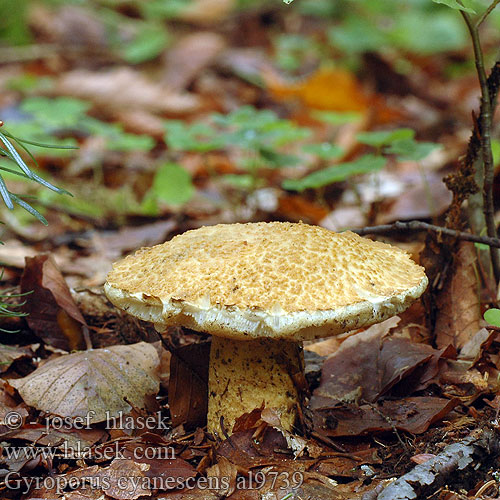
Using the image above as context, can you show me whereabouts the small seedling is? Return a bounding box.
[484,309,500,328]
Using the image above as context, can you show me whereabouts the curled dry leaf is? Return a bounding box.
[21,254,87,351]
[10,342,159,423]
[0,344,33,373]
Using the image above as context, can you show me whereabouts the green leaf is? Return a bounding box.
[282,154,386,191]
[302,143,344,160]
[222,174,255,189]
[164,121,222,152]
[152,163,194,206]
[312,110,362,125]
[357,128,415,148]
[432,0,476,13]
[122,24,170,64]
[259,148,301,167]
[484,308,500,327]
[21,97,91,129]
[386,139,442,161]
[389,11,467,54]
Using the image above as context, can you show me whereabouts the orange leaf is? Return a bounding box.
[266,67,368,113]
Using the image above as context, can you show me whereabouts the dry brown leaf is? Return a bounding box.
[168,341,209,429]
[10,342,159,422]
[434,242,481,349]
[162,32,226,90]
[313,397,458,437]
[21,254,87,351]
[55,68,200,115]
[377,174,452,224]
[0,344,33,373]
[206,456,238,497]
[0,239,39,268]
[100,459,151,500]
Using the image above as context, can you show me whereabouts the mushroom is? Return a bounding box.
[104,222,428,435]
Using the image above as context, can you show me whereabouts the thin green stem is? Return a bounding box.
[478,0,500,27]
[461,11,500,283]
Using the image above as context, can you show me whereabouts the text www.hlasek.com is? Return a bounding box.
[2,440,174,462]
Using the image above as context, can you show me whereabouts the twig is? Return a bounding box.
[461,10,500,283]
[362,428,500,500]
[352,221,500,249]
[477,0,500,27]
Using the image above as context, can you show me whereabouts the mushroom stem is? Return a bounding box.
[208,336,304,436]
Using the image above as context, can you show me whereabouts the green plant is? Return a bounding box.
[164,106,311,190]
[0,128,71,224]
[283,127,440,192]
[0,123,71,327]
[484,308,500,326]
[7,97,155,155]
[142,163,195,210]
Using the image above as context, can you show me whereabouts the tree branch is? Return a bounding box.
[461,11,500,283]
[352,221,500,249]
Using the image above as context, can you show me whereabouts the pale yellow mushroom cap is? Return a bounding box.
[104,222,428,341]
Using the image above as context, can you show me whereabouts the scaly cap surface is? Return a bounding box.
[104,222,428,340]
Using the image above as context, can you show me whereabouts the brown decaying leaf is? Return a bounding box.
[162,32,226,90]
[10,342,159,422]
[434,242,481,349]
[4,426,105,451]
[312,396,458,437]
[311,316,445,407]
[206,456,238,497]
[457,327,495,365]
[0,344,33,373]
[21,254,87,351]
[168,341,210,429]
[55,68,200,115]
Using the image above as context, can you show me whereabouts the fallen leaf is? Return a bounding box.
[266,67,369,112]
[458,328,495,365]
[434,242,481,349]
[0,344,33,373]
[21,255,87,351]
[101,459,151,500]
[206,456,238,497]
[162,32,226,90]
[55,68,200,115]
[310,317,441,406]
[10,342,159,422]
[121,442,196,487]
[312,397,458,436]
[168,341,209,429]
